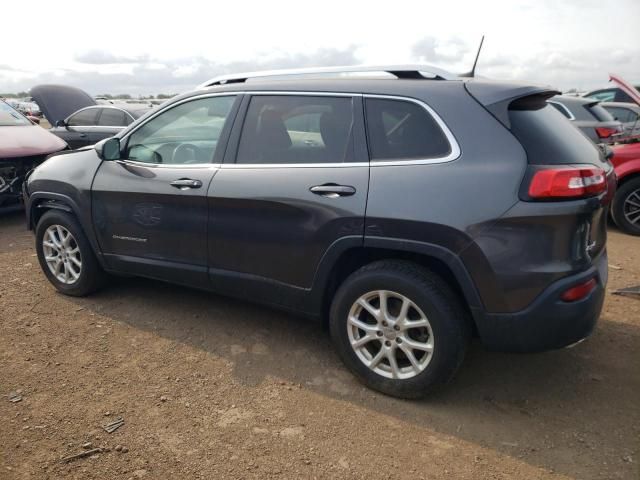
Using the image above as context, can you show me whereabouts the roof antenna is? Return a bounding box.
[460,35,484,78]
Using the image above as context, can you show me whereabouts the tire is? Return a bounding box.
[329,260,471,399]
[611,177,640,236]
[35,210,106,296]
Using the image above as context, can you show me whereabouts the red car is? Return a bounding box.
[0,100,67,210]
[610,142,640,235]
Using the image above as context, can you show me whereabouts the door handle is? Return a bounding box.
[170,178,202,189]
[309,184,356,198]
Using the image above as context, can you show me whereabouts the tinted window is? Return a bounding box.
[509,101,602,165]
[586,103,615,122]
[549,102,572,118]
[614,90,635,103]
[587,90,616,102]
[98,108,128,126]
[125,96,235,165]
[236,95,354,164]
[365,98,450,161]
[606,106,638,123]
[67,108,99,126]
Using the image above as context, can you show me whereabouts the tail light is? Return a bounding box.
[595,126,619,139]
[561,278,597,302]
[528,166,607,199]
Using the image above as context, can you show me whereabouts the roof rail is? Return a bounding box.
[196,64,457,88]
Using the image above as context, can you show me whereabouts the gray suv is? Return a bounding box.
[24,66,615,398]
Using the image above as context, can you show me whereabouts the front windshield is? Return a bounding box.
[0,101,30,126]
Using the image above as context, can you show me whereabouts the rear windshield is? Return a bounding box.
[0,101,30,126]
[509,98,601,165]
[586,103,615,122]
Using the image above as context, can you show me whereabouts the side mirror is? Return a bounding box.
[55,119,67,128]
[95,137,122,161]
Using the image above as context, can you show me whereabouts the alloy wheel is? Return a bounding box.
[347,290,434,380]
[42,225,82,285]
[623,188,640,226]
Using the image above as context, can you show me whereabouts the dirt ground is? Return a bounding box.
[1,210,638,480]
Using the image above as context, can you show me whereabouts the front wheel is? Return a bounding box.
[329,260,470,399]
[35,210,106,296]
[611,177,640,236]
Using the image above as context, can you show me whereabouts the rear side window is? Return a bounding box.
[587,90,616,102]
[509,98,601,165]
[365,98,450,161]
[98,108,127,126]
[67,108,98,126]
[236,95,354,164]
[586,103,615,122]
[614,90,635,103]
[606,107,638,123]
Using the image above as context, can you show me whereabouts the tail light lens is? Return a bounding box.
[560,278,597,302]
[528,167,607,199]
[595,126,618,139]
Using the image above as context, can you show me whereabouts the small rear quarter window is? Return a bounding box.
[364,98,451,161]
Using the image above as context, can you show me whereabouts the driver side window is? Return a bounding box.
[125,96,236,165]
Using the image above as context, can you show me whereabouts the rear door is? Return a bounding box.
[92,94,240,287]
[89,107,129,144]
[206,93,369,304]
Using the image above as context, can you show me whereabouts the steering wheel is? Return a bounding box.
[172,143,204,164]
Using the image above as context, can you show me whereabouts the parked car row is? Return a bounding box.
[546,75,640,235]
[548,95,623,144]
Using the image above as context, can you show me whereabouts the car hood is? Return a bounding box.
[609,74,640,107]
[0,125,67,158]
[29,84,96,125]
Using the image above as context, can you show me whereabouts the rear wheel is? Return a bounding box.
[329,260,470,398]
[611,177,640,236]
[35,210,106,296]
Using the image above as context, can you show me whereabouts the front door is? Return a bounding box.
[207,93,369,304]
[61,107,100,148]
[92,94,240,287]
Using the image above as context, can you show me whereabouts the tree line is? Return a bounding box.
[1,92,177,99]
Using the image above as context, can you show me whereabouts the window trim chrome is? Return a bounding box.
[547,100,576,121]
[363,94,461,167]
[116,91,461,169]
[114,159,221,169]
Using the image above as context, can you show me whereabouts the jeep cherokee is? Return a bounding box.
[24,65,615,398]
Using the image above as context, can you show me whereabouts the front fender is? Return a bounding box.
[25,148,104,265]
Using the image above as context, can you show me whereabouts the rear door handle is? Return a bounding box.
[170,178,202,189]
[309,184,356,197]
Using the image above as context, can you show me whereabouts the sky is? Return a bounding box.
[1,0,639,96]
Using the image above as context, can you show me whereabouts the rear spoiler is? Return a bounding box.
[464,81,560,128]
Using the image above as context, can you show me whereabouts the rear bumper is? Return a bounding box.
[474,251,607,353]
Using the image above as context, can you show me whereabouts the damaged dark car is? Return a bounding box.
[30,84,152,149]
[0,100,67,211]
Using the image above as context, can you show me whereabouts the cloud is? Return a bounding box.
[1,40,639,96]
[0,46,361,95]
[411,37,471,64]
[410,35,640,91]
[74,50,150,65]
